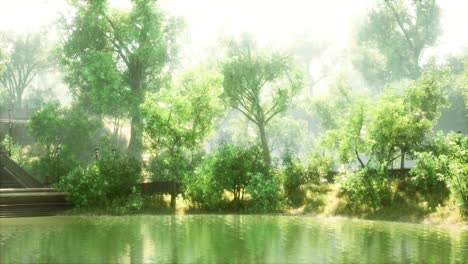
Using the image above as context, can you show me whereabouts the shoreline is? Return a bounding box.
[1,211,466,230]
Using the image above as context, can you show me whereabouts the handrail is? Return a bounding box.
[0,149,42,188]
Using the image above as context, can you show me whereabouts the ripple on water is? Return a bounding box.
[0,215,467,263]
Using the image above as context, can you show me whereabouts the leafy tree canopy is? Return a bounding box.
[142,69,223,181]
[221,34,303,168]
[353,0,441,89]
[0,32,49,108]
[322,65,448,170]
[59,0,182,157]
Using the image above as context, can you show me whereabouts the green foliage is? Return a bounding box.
[28,103,105,159]
[338,168,392,209]
[183,159,225,210]
[148,149,199,182]
[436,56,468,132]
[0,32,49,107]
[410,132,468,217]
[184,143,269,210]
[29,150,79,184]
[281,151,305,206]
[1,135,32,172]
[246,172,282,212]
[143,69,222,184]
[221,34,303,168]
[59,0,182,156]
[0,85,12,112]
[142,69,222,171]
[323,66,448,170]
[58,165,103,208]
[322,101,370,166]
[370,66,448,168]
[27,103,106,179]
[58,155,142,211]
[107,187,144,214]
[409,151,449,206]
[96,155,141,199]
[0,34,7,75]
[410,151,448,194]
[266,115,309,155]
[353,0,441,88]
[305,151,334,183]
[209,143,266,203]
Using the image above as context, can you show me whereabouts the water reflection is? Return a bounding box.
[0,215,467,263]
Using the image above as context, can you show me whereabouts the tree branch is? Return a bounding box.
[385,0,416,52]
[101,13,131,67]
[233,105,258,125]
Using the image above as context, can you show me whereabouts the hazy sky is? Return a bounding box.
[0,0,467,60]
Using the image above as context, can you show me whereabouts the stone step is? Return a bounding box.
[0,184,22,188]
[0,191,68,205]
[0,188,57,193]
[0,203,73,218]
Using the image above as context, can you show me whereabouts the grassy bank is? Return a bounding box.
[293,183,467,227]
[59,184,467,230]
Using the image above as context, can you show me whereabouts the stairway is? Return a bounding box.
[0,167,22,188]
[0,144,73,217]
[0,188,73,218]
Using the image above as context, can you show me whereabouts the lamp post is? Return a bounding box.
[8,109,12,157]
[95,147,100,162]
[57,145,62,183]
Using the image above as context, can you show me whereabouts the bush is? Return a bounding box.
[183,159,225,210]
[305,151,334,183]
[183,143,269,210]
[409,151,450,205]
[2,135,34,175]
[211,143,267,203]
[30,150,80,184]
[338,168,391,209]
[447,159,468,217]
[108,187,144,214]
[410,132,467,217]
[246,173,282,212]
[281,151,305,206]
[148,150,192,182]
[97,156,141,199]
[58,155,142,210]
[57,165,104,208]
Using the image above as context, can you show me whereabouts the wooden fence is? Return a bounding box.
[136,181,180,208]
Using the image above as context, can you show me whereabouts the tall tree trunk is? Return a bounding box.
[258,123,271,170]
[127,61,144,160]
[128,111,143,160]
[16,95,22,109]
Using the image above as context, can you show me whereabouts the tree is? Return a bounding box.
[141,69,223,180]
[353,0,441,89]
[59,0,181,158]
[292,37,329,96]
[411,132,468,217]
[183,143,268,209]
[0,34,8,75]
[322,101,371,168]
[436,53,468,133]
[322,66,448,170]
[28,102,105,162]
[0,33,48,108]
[221,35,302,169]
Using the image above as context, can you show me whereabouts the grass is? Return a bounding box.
[59,182,466,227]
[297,182,467,226]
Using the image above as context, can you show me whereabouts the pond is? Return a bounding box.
[0,215,467,263]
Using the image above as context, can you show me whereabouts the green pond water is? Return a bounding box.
[0,215,467,263]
